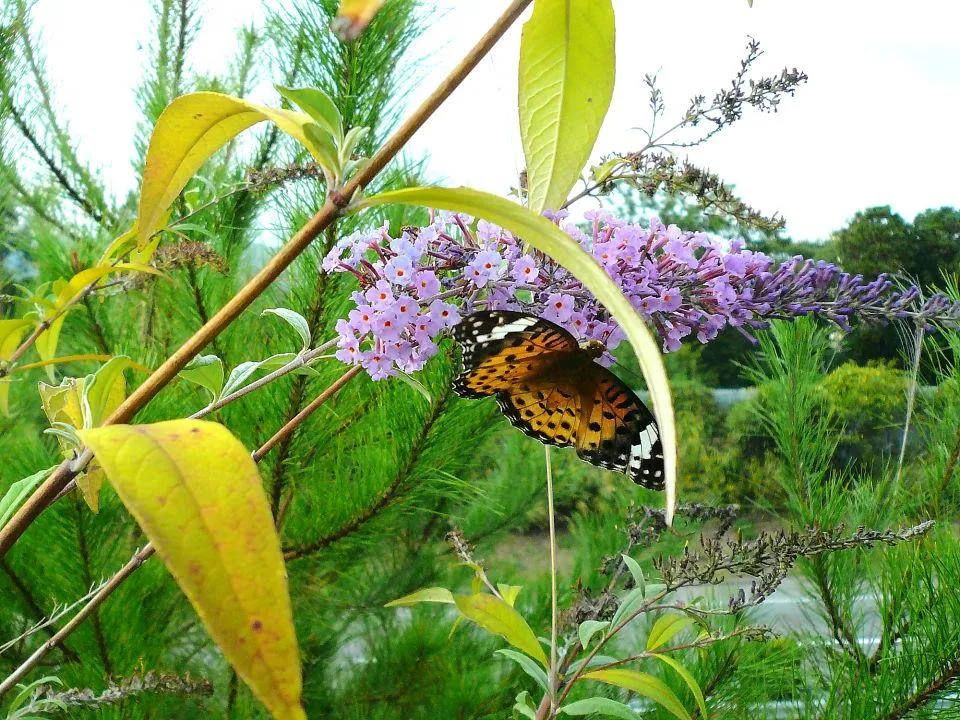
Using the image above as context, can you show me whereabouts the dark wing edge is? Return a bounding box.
[576,365,665,491]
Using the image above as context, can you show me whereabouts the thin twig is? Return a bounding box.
[0,544,155,696]
[252,364,362,462]
[0,0,535,559]
[545,446,559,713]
[189,339,338,419]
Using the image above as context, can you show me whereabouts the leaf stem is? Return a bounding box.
[545,446,558,713]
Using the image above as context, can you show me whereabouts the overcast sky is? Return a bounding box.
[28,0,960,242]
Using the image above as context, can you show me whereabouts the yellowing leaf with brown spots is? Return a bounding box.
[79,420,305,720]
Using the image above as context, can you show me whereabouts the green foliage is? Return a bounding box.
[821,361,907,471]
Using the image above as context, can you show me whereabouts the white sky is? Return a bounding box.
[27,0,960,242]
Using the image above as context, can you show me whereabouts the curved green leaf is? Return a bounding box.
[652,654,709,719]
[276,86,343,141]
[621,553,645,594]
[578,619,609,650]
[179,354,224,400]
[354,186,677,523]
[583,668,692,720]
[646,613,694,651]
[0,467,55,529]
[519,0,615,212]
[560,697,638,719]
[385,587,455,607]
[262,308,312,351]
[495,648,549,693]
[454,592,549,667]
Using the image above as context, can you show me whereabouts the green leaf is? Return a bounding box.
[179,354,224,400]
[513,691,538,720]
[646,614,694,651]
[652,654,709,720]
[560,697,638,719]
[80,420,305,720]
[497,583,522,607]
[568,654,619,674]
[495,649,549,693]
[583,668,693,720]
[354,186,677,523]
[275,86,343,141]
[394,370,432,404]
[83,356,132,427]
[302,123,342,182]
[454,593,549,666]
[340,126,369,166]
[518,0,615,212]
[221,360,267,399]
[262,308,312,350]
[621,553,645,594]
[385,587,455,607]
[611,587,646,629]
[578,619,609,649]
[0,466,54,529]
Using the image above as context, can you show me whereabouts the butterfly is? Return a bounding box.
[451,310,664,490]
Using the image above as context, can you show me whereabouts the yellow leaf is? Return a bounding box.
[0,319,30,360]
[454,593,548,667]
[53,263,158,312]
[137,92,338,248]
[0,380,11,418]
[583,668,693,720]
[99,226,139,264]
[332,0,388,41]
[356,186,678,523]
[519,0,615,212]
[497,583,522,607]
[34,313,68,382]
[646,613,694,651]
[79,420,305,720]
[39,376,87,431]
[76,466,105,514]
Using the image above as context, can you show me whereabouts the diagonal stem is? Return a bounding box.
[0,360,364,694]
[0,0,534,560]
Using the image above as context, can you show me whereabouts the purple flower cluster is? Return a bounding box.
[323,211,960,379]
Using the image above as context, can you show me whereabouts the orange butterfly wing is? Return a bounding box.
[452,311,664,489]
[452,311,577,398]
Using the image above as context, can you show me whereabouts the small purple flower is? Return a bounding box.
[430,299,461,328]
[384,255,415,286]
[543,293,574,323]
[390,235,419,260]
[335,335,361,364]
[512,255,539,285]
[365,280,395,309]
[391,294,419,325]
[372,311,404,342]
[659,288,682,313]
[361,348,394,380]
[347,304,376,333]
[413,270,441,299]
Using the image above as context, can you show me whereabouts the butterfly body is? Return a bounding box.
[452,311,665,490]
